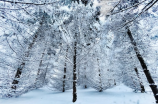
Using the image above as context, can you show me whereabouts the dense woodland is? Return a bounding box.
[0,0,158,103]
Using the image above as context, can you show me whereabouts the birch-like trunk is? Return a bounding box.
[84,65,87,89]
[11,34,38,90]
[11,17,44,90]
[134,68,145,93]
[34,42,47,88]
[127,28,158,103]
[72,42,77,102]
[63,46,68,92]
[97,58,103,92]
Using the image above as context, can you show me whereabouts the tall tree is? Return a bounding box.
[127,28,158,103]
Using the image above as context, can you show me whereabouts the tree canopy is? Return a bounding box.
[0,0,158,103]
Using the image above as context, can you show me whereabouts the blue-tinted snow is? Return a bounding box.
[0,84,155,104]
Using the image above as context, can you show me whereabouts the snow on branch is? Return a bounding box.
[0,0,59,5]
[94,0,119,15]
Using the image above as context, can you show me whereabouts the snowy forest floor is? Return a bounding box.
[0,84,155,104]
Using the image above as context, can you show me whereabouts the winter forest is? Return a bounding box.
[0,0,158,104]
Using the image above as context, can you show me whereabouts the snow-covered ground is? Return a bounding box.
[0,84,155,104]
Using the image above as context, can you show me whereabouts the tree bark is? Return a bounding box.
[72,42,77,102]
[84,66,87,89]
[41,55,51,86]
[34,44,47,88]
[127,28,158,103]
[131,76,137,92]
[62,62,67,92]
[97,58,103,92]
[11,16,45,90]
[63,46,68,92]
[114,79,116,85]
[134,68,145,93]
[11,33,38,90]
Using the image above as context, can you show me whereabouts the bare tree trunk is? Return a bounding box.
[134,68,145,93]
[72,42,77,102]
[34,43,47,88]
[11,15,46,91]
[63,46,68,92]
[131,76,137,92]
[84,77,87,89]
[97,58,103,92]
[114,79,116,85]
[41,54,52,86]
[84,66,87,89]
[11,34,38,90]
[127,28,158,103]
[62,62,67,92]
